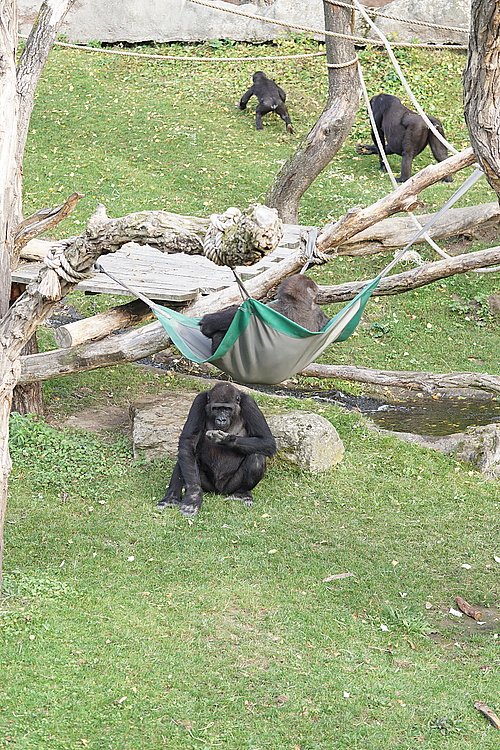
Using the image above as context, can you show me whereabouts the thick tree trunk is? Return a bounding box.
[265,2,360,223]
[0,0,20,592]
[463,1,500,201]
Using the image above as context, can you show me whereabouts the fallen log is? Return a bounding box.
[317,147,476,253]
[337,202,500,256]
[299,363,500,396]
[318,246,500,303]
[54,298,154,348]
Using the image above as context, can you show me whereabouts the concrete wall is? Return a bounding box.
[18,0,469,45]
[18,0,325,44]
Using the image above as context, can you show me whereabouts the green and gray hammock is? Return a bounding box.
[96,169,482,385]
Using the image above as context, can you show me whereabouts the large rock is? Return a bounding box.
[18,0,325,43]
[381,423,500,479]
[266,411,344,473]
[129,392,198,460]
[453,424,500,479]
[18,0,468,45]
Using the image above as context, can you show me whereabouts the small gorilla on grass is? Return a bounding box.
[199,273,329,355]
[356,93,452,183]
[239,71,294,133]
[158,382,276,517]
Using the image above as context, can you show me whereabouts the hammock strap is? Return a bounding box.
[231,268,251,300]
[377,166,485,281]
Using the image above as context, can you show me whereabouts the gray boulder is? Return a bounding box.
[382,422,500,479]
[266,411,344,473]
[129,392,198,461]
[453,423,500,479]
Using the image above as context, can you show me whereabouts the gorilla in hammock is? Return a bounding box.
[199,274,329,355]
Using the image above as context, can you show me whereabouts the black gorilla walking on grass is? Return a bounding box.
[239,71,294,133]
[357,93,452,183]
[158,382,276,517]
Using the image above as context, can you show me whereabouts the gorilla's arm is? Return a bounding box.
[239,85,255,110]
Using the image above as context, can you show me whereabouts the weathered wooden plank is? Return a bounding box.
[13,237,300,302]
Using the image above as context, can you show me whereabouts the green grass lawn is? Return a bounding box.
[2,39,499,749]
[3,368,500,749]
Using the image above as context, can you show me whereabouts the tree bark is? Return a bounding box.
[0,0,20,592]
[317,148,476,253]
[300,363,500,397]
[336,202,500,256]
[463,1,500,201]
[80,203,283,268]
[12,0,78,267]
[14,191,84,256]
[265,1,360,224]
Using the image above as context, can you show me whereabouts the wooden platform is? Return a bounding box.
[12,225,304,303]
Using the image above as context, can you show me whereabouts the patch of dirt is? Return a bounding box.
[57,406,131,435]
[429,604,500,644]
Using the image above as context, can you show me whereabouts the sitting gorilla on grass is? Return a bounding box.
[157,382,276,517]
[356,93,452,183]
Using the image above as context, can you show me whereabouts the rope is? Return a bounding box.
[18,35,326,62]
[203,207,242,266]
[326,0,469,35]
[381,167,485,278]
[357,61,451,261]
[39,240,94,300]
[300,227,330,272]
[326,57,359,69]
[186,0,467,50]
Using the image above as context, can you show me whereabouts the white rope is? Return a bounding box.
[326,57,358,69]
[39,240,94,300]
[203,207,242,266]
[351,0,459,156]
[326,0,469,35]
[186,0,467,50]
[357,61,451,261]
[18,35,326,62]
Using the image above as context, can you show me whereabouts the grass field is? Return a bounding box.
[2,39,499,749]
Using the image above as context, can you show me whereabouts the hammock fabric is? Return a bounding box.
[95,167,483,386]
[149,275,380,385]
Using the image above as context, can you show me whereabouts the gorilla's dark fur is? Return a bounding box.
[357,93,452,183]
[158,382,276,517]
[199,274,329,355]
[239,71,294,133]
